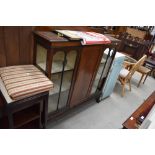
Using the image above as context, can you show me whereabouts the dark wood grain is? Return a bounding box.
[35,26,106,33]
[19,26,33,64]
[0,27,6,67]
[0,26,120,67]
[0,90,49,129]
[70,45,103,107]
[123,91,155,129]
[4,27,20,66]
[0,26,34,67]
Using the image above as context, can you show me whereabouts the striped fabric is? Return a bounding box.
[0,65,53,100]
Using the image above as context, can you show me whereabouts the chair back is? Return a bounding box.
[126,55,147,80]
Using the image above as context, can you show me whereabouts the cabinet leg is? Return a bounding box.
[7,106,14,129]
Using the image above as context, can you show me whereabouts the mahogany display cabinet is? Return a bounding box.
[33,31,120,121]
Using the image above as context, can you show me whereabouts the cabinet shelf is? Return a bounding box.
[38,62,74,74]
[0,105,40,129]
[13,106,40,129]
[50,70,73,95]
[49,80,71,96]
[18,119,40,129]
[48,89,69,113]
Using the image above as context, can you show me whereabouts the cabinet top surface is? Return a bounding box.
[34,31,120,45]
[34,31,69,42]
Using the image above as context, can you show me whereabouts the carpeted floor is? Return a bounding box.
[47,72,155,129]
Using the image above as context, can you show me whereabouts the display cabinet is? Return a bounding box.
[33,31,120,120]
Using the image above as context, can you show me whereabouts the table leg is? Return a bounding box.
[143,73,149,84]
[42,94,48,129]
[137,73,144,87]
[7,106,14,129]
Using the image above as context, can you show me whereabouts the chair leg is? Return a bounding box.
[137,73,144,87]
[122,84,125,97]
[153,70,155,78]
[143,73,149,84]
[128,80,131,91]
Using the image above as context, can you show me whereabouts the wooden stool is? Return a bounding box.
[0,65,53,129]
[0,95,4,123]
[144,57,155,78]
[137,66,151,87]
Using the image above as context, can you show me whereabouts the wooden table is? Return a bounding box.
[145,57,155,66]
[122,91,155,129]
[144,57,155,78]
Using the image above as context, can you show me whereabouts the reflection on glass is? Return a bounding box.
[48,51,64,113]
[36,44,47,71]
[91,48,112,94]
[51,51,65,73]
[48,50,77,113]
[91,61,104,94]
[58,50,77,109]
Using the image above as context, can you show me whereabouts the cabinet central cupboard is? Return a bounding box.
[33,31,120,120]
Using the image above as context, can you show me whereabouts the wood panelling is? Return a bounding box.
[123,91,155,129]
[0,26,34,67]
[0,27,6,67]
[4,27,20,66]
[19,27,34,64]
[0,26,117,67]
[70,45,103,107]
[35,26,105,34]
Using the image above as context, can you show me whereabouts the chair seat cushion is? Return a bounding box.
[119,68,129,78]
[0,65,53,101]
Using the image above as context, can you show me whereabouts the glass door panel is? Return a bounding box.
[48,50,77,113]
[48,51,65,113]
[58,50,77,109]
[51,51,65,74]
[36,44,47,71]
[91,48,114,94]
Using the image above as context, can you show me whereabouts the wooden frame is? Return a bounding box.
[122,91,155,129]
[119,55,147,96]
[0,91,49,129]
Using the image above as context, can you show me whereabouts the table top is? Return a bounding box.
[122,91,155,129]
[124,55,137,63]
[145,57,155,66]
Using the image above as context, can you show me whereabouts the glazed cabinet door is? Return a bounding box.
[35,44,78,114]
[48,50,78,113]
[91,48,116,95]
[69,45,103,107]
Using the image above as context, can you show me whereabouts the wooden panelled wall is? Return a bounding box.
[0,26,34,67]
[0,26,127,67]
[0,26,105,67]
